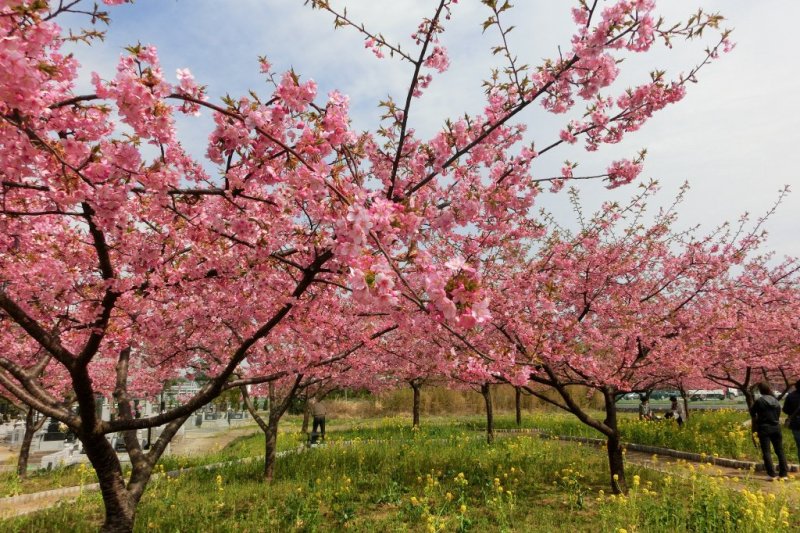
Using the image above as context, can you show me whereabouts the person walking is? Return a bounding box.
[750,382,788,480]
[310,398,327,441]
[781,379,800,464]
[669,396,686,427]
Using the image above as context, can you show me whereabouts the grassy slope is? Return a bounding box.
[2,416,797,532]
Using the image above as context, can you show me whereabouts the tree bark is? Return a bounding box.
[742,385,758,430]
[301,400,311,434]
[679,387,690,421]
[264,418,279,481]
[606,432,627,495]
[411,381,421,428]
[603,391,627,494]
[743,387,755,412]
[81,432,137,533]
[240,377,302,482]
[481,383,494,444]
[515,386,522,427]
[17,408,44,478]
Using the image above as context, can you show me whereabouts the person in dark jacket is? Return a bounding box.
[750,382,788,479]
[781,380,800,464]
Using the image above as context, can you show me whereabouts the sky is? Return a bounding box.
[63,0,799,258]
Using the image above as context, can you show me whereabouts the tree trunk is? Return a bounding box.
[481,383,494,444]
[740,368,756,426]
[679,387,690,420]
[515,386,522,427]
[239,384,282,482]
[81,432,136,533]
[743,387,758,429]
[241,379,303,483]
[742,386,762,448]
[603,390,627,494]
[302,402,310,434]
[606,433,627,494]
[743,387,755,412]
[264,418,279,481]
[17,408,39,478]
[411,382,421,428]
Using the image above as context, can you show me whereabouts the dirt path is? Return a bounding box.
[169,425,259,456]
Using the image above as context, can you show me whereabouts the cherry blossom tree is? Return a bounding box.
[0,323,74,477]
[237,295,397,480]
[1,0,731,529]
[369,325,457,428]
[700,256,800,411]
[447,183,774,493]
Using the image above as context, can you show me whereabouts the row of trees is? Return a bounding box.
[1,1,796,531]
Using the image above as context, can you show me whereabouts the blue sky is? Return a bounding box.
[64,0,800,257]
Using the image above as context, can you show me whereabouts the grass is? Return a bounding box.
[480,409,800,464]
[2,416,798,532]
[3,408,796,499]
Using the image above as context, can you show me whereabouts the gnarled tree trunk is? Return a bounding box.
[515,386,522,427]
[81,431,137,533]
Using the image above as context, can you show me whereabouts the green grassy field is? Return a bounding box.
[3,408,795,499]
[323,409,797,464]
[2,414,797,532]
[490,409,798,464]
